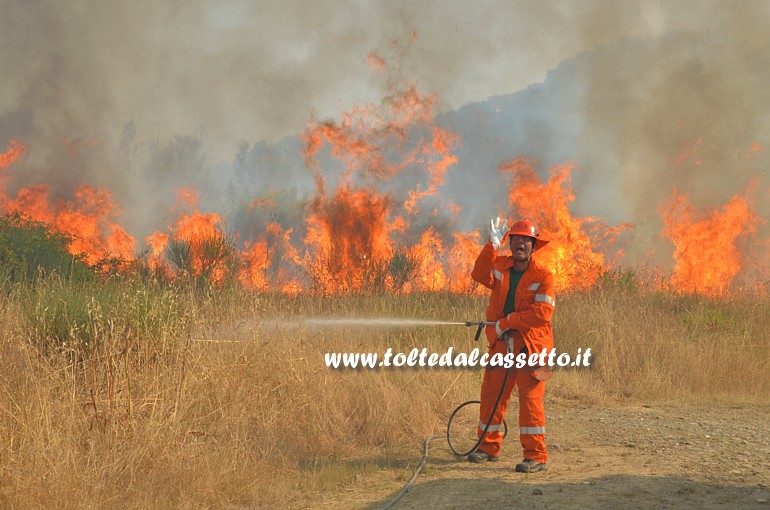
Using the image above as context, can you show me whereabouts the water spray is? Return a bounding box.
[298,318,507,352]
[237,316,511,459]
[302,318,469,328]
[289,316,512,510]
[210,317,495,342]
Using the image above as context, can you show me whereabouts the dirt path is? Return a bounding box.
[312,402,770,509]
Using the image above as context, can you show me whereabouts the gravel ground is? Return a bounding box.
[311,401,770,509]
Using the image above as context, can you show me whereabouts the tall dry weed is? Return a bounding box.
[1,275,768,508]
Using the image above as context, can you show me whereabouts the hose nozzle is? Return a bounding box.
[465,320,494,327]
[464,320,494,341]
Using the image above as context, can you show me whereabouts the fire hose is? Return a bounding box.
[380,320,512,510]
[381,319,557,508]
[446,321,511,457]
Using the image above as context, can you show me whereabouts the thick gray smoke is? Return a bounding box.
[1,0,769,269]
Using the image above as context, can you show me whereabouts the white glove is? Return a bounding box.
[489,217,509,250]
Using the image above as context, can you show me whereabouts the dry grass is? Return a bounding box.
[551,275,770,405]
[1,273,769,508]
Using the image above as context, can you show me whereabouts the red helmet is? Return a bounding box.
[504,218,549,248]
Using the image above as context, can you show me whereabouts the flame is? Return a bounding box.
[304,187,394,294]
[298,85,464,294]
[3,92,768,298]
[446,230,485,294]
[6,184,136,266]
[500,158,630,293]
[145,188,234,284]
[403,127,459,214]
[4,184,54,223]
[2,139,135,268]
[0,89,634,295]
[1,139,27,205]
[0,139,26,170]
[146,230,170,272]
[301,84,437,190]
[241,222,302,292]
[406,227,447,292]
[660,185,761,296]
[40,86,602,295]
[53,186,135,265]
[675,136,704,166]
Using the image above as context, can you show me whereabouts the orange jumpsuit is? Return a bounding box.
[470,242,556,462]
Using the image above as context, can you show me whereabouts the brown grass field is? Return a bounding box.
[1,273,769,508]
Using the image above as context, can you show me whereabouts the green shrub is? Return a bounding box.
[0,212,93,285]
[17,273,193,353]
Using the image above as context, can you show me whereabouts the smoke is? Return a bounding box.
[571,3,770,265]
[2,1,740,151]
[1,0,769,269]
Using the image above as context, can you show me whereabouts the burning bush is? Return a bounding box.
[164,231,240,286]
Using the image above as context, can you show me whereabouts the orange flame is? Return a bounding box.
[304,187,394,294]
[4,184,54,223]
[3,183,135,268]
[2,139,135,267]
[4,100,769,298]
[1,139,27,205]
[403,126,459,214]
[241,222,302,292]
[53,186,135,265]
[145,188,233,283]
[11,184,135,265]
[446,230,485,294]
[0,139,26,170]
[146,231,170,271]
[298,85,465,294]
[660,185,761,296]
[406,227,447,292]
[675,136,704,166]
[500,158,630,293]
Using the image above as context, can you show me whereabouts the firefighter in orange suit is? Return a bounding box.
[467,217,555,473]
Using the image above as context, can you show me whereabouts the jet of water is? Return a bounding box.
[300,318,467,328]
